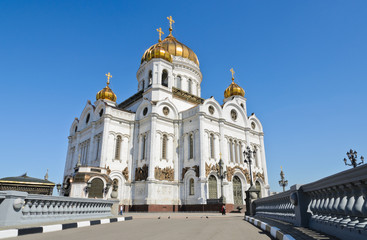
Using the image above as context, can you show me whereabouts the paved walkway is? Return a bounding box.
[11,213,271,240]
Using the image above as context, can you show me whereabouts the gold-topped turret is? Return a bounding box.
[96,72,117,102]
[141,16,199,66]
[224,68,245,98]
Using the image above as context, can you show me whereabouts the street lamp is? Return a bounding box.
[278,166,288,192]
[243,146,256,186]
[218,158,227,203]
[344,149,364,168]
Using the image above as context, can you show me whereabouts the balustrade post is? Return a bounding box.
[340,184,353,227]
[347,182,363,228]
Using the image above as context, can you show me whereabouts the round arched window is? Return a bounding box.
[86,113,90,124]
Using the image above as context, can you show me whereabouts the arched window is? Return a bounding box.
[162,134,167,159]
[234,140,238,163]
[99,109,103,117]
[189,178,194,195]
[210,134,215,159]
[196,83,199,96]
[142,135,146,160]
[162,70,168,87]
[189,134,194,159]
[233,176,243,205]
[208,175,217,199]
[188,79,192,93]
[86,113,90,124]
[115,136,122,160]
[229,139,233,162]
[148,71,153,86]
[177,76,182,89]
[95,135,101,160]
[142,79,145,90]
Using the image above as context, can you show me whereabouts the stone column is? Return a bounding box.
[198,115,206,204]
[100,117,110,168]
[147,116,157,180]
[173,123,179,181]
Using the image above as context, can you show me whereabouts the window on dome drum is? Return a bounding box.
[162,134,167,159]
[188,79,192,93]
[210,134,215,159]
[148,71,153,86]
[86,113,90,124]
[115,136,122,160]
[162,70,168,87]
[176,76,182,89]
[99,109,103,117]
[142,79,145,89]
[196,83,199,96]
[189,134,194,159]
[74,126,78,133]
[189,178,194,195]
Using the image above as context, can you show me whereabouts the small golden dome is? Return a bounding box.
[224,78,245,98]
[142,43,172,64]
[141,32,199,66]
[96,73,117,102]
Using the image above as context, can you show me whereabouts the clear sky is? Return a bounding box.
[0,0,366,193]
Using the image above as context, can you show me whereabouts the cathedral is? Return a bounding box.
[62,17,269,212]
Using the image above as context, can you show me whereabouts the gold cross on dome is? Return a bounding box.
[156,27,164,42]
[167,16,175,31]
[230,68,235,81]
[105,72,112,85]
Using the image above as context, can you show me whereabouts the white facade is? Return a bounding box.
[62,31,269,211]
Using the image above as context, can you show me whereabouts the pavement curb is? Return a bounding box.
[0,216,133,239]
[245,216,295,240]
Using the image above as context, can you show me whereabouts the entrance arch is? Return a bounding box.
[208,175,217,199]
[233,176,243,205]
[88,178,104,198]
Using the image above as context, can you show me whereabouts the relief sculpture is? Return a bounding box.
[135,164,148,181]
[181,165,200,179]
[122,167,129,181]
[226,166,250,183]
[253,172,265,182]
[155,167,174,181]
[205,163,219,177]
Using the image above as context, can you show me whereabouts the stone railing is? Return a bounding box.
[0,191,118,227]
[254,186,297,225]
[252,164,367,240]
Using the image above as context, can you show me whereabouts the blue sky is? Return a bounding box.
[0,0,366,193]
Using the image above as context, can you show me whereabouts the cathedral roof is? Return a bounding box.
[141,19,199,66]
[224,69,245,98]
[96,73,117,102]
[0,173,54,185]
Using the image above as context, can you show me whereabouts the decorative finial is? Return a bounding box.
[230,68,235,81]
[167,16,175,35]
[44,169,49,180]
[105,72,112,86]
[156,27,164,42]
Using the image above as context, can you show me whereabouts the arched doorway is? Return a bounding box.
[208,175,217,199]
[88,178,104,198]
[233,176,243,205]
[256,181,262,198]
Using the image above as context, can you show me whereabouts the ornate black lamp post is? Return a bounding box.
[218,158,227,203]
[278,167,288,192]
[344,149,364,168]
[243,146,259,216]
[243,146,255,186]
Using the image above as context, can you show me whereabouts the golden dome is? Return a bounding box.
[96,73,117,102]
[224,78,245,98]
[141,31,199,66]
[142,43,172,64]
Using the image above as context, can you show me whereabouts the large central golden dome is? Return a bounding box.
[141,31,199,66]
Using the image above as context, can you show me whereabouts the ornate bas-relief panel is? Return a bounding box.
[135,164,148,181]
[181,165,199,179]
[205,163,219,177]
[154,167,174,181]
[253,172,265,182]
[226,166,250,183]
[122,167,129,181]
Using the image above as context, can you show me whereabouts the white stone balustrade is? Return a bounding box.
[253,164,367,240]
[0,191,118,227]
